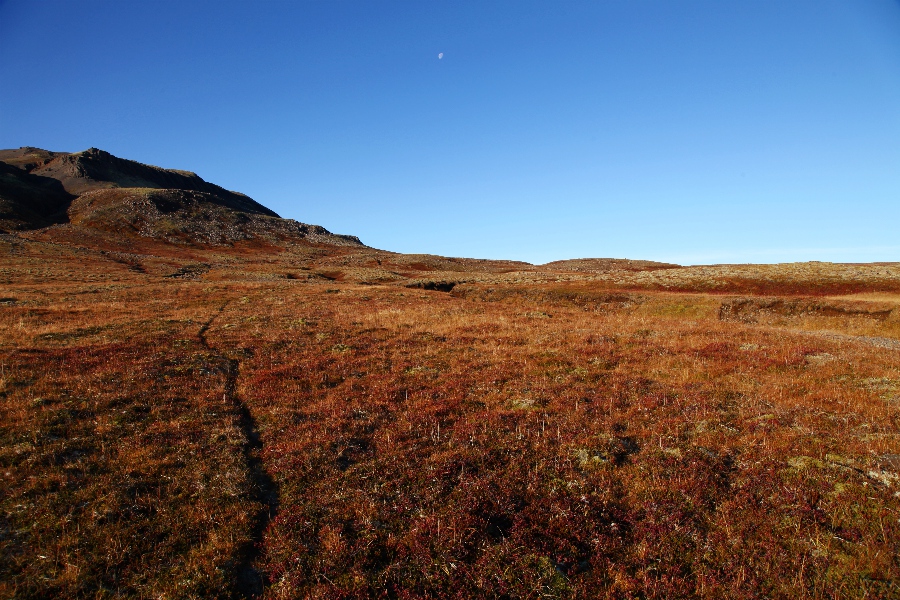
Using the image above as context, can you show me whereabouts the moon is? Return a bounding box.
[438,52,443,59]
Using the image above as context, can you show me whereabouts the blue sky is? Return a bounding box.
[2,1,899,265]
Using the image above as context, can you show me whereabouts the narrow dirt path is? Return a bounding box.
[199,303,278,597]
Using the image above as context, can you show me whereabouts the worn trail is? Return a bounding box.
[199,303,278,598]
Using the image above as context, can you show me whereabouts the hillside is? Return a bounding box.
[0,147,362,247]
[1,148,899,599]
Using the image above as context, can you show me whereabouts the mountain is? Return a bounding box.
[0,147,362,246]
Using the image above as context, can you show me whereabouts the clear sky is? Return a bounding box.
[2,1,899,265]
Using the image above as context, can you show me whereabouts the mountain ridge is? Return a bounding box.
[0,146,362,247]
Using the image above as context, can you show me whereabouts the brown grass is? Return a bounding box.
[1,236,899,598]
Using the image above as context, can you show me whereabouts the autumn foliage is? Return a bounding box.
[2,235,899,598]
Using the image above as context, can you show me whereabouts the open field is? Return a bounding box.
[2,236,900,599]
[3,147,899,598]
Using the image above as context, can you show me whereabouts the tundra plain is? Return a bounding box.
[3,237,900,599]
[2,148,900,599]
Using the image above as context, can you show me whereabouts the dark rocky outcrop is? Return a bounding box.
[0,160,74,231]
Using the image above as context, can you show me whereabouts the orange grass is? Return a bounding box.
[1,239,899,598]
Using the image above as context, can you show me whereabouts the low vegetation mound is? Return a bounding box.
[540,258,681,272]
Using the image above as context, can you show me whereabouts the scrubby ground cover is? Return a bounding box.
[2,239,899,599]
[0,280,269,598]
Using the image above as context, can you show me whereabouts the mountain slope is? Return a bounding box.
[0,160,74,230]
[0,147,362,246]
